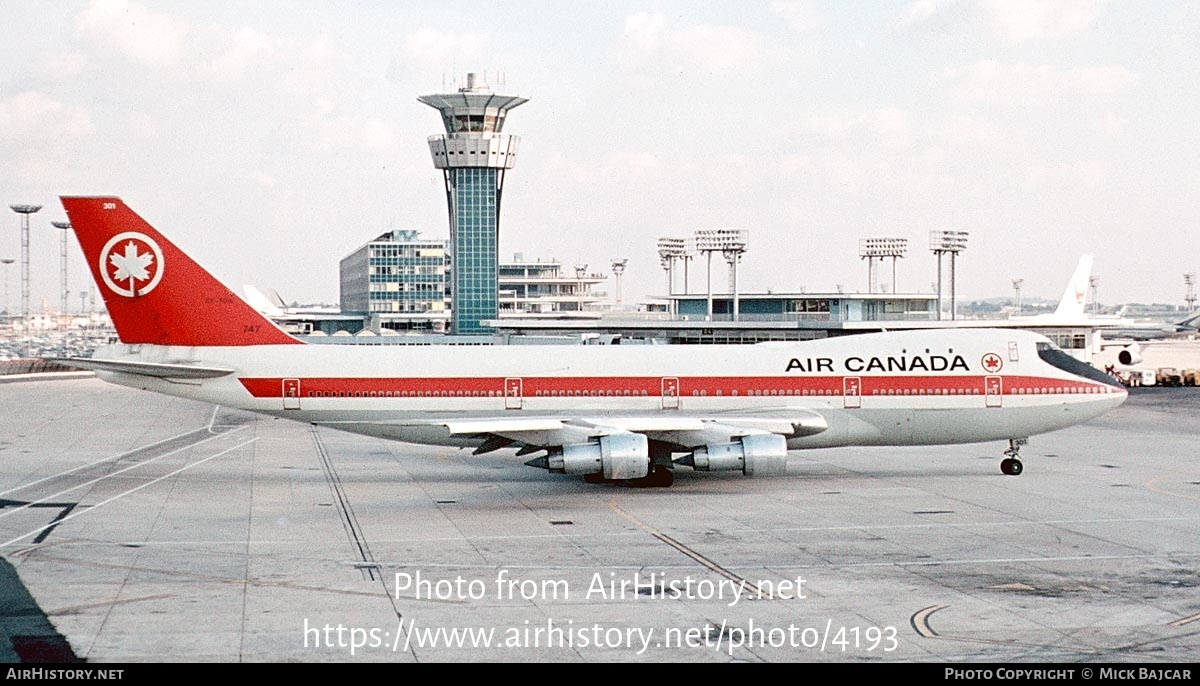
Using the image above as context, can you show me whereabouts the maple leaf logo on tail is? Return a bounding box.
[99,232,165,297]
[111,241,153,282]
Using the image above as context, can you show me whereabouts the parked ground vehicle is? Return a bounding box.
[1120,369,1156,387]
[1156,367,1184,387]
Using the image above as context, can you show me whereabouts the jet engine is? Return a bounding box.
[1117,344,1143,366]
[677,434,788,477]
[545,433,649,480]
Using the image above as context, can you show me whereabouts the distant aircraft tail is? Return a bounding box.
[61,197,302,346]
[243,285,287,317]
[1053,254,1094,318]
[1177,310,1200,330]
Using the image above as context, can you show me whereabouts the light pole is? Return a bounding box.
[723,246,745,321]
[1186,272,1197,312]
[859,238,908,294]
[574,264,587,312]
[1012,278,1024,316]
[0,258,13,320]
[694,229,748,321]
[1088,274,1100,315]
[680,239,694,295]
[656,237,688,316]
[51,221,71,315]
[929,230,968,320]
[9,204,42,319]
[610,259,627,306]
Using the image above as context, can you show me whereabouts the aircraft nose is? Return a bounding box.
[1092,380,1128,408]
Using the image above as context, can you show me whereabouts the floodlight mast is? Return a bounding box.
[1186,272,1197,312]
[610,259,627,305]
[656,237,688,315]
[1012,278,1024,316]
[695,229,748,321]
[10,205,42,320]
[724,247,744,321]
[574,264,588,312]
[929,230,968,320]
[859,237,908,294]
[680,239,693,295]
[51,221,72,315]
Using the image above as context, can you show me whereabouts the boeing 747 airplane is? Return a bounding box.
[52,197,1126,487]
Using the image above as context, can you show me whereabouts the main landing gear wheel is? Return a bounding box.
[1000,438,1027,476]
[582,466,675,488]
[638,465,675,488]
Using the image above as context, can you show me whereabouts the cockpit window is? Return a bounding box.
[1036,342,1123,388]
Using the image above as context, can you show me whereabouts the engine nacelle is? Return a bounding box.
[686,434,788,477]
[1117,344,1143,366]
[549,433,649,480]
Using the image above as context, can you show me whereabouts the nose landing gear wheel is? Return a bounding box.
[1000,438,1027,476]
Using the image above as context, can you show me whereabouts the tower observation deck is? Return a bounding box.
[419,73,528,335]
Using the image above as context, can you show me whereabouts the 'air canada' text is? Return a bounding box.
[786,354,971,373]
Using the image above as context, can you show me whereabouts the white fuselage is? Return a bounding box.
[90,329,1126,451]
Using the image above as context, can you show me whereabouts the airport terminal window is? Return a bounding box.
[787,299,830,314]
[1044,333,1087,349]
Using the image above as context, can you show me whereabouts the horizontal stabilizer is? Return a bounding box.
[46,357,235,380]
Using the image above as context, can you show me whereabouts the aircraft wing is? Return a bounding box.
[46,357,236,380]
[318,409,828,455]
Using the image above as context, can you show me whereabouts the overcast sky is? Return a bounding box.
[2,1,1198,313]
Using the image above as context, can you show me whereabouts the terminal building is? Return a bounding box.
[499,256,606,318]
[336,229,606,333]
[490,291,1100,360]
[670,291,937,322]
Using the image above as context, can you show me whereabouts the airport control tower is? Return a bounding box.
[419,73,528,335]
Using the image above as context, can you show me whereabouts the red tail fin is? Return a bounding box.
[62,197,302,346]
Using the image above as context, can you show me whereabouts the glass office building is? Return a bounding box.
[339,230,448,319]
[420,73,528,335]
